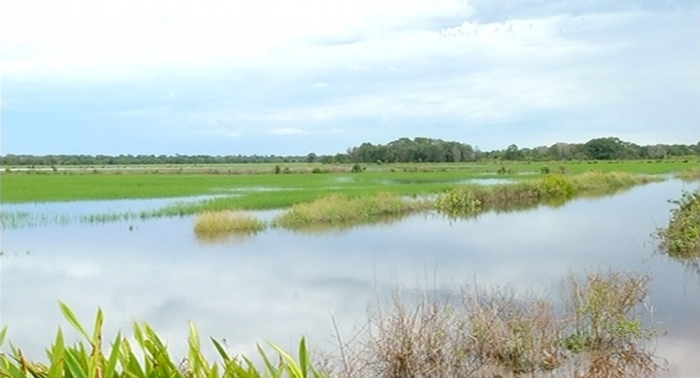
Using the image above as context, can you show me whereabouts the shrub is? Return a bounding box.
[655,189,700,260]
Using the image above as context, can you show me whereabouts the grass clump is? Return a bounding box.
[272,193,430,230]
[435,175,577,217]
[194,211,266,240]
[319,270,664,378]
[436,172,654,218]
[676,166,700,181]
[0,303,325,378]
[655,189,700,260]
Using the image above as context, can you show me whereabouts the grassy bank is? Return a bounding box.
[1,270,664,377]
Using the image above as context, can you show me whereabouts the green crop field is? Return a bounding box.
[1,160,696,205]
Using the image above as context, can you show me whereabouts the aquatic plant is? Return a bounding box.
[317,270,665,378]
[194,211,267,239]
[0,303,324,378]
[272,193,430,229]
[676,167,700,181]
[436,172,654,218]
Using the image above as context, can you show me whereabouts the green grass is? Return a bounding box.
[272,193,431,230]
[194,211,267,242]
[1,160,695,204]
[435,172,658,218]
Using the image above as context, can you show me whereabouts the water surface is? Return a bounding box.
[1,180,698,377]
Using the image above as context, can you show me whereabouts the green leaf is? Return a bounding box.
[210,338,231,363]
[47,329,66,378]
[64,350,89,378]
[0,327,7,346]
[268,342,303,378]
[104,332,123,378]
[298,337,308,378]
[59,302,90,340]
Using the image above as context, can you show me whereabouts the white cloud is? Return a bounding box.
[269,127,304,135]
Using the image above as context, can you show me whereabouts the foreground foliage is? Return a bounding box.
[0,304,324,378]
[0,270,666,378]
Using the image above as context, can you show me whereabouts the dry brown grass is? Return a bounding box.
[317,270,666,378]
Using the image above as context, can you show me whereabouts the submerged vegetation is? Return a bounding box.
[0,270,664,378]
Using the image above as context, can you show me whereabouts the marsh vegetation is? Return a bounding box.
[0,270,664,378]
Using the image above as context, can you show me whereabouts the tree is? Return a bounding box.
[504,144,522,160]
[584,137,625,160]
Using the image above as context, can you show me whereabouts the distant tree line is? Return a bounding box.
[1,137,698,166]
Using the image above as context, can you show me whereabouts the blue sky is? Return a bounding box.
[1,0,698,155]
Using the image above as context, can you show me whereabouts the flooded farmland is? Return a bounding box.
[1,179,699,377]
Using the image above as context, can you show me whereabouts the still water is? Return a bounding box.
[1,180,699,377]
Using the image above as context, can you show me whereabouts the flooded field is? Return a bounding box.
[1,179,699,377]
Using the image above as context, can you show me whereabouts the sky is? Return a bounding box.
[1,0,698,156]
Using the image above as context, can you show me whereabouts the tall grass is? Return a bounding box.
[272,193,431,230]
[676,167,700,181]
[194,211,266,241]
[0,303,325,378]
[436,172,656,218]
[318,270,665,378]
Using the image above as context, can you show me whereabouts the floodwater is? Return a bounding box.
[1,180,699,377]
